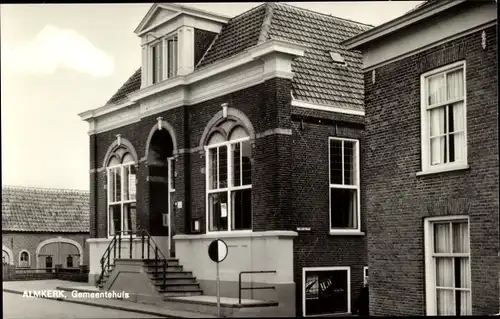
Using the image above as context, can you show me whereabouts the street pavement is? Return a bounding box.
[3,291,161,319]
[2,280,216,318]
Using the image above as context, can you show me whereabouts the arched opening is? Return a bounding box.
[147,128,176,257]
[205,119,252,233]
[36,237,83,269]
[18,250,30,268]
[2,245,14,265]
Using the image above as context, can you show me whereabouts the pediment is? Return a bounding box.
[134,3,230,36]
[135,4,182,35]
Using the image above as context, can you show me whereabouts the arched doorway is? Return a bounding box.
[36,237,83,269]
[147,126,176,257]
[2,245,14,265]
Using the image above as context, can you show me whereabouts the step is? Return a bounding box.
[147,265,183,272]
[163,289,203,300]
[144,258,179,266]
[152,277,197,285]
[148,271,193,278]
[156,283,201,291]
[162,295,279,317]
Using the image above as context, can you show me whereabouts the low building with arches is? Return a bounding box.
[79,3,369,317]
[2,186,89,272]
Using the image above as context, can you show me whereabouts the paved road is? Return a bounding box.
[3,292,162,319]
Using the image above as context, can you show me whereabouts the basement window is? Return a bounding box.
[330,52,346,65]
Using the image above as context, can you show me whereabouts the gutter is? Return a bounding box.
[342,0,466,49]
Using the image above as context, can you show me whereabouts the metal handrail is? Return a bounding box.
[238,270,276,304]
[96,228,169,289]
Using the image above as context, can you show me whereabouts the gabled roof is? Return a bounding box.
[106,2,372,111]
[2,186,90,233]
[134,3,230,35]
[342,0,465,49]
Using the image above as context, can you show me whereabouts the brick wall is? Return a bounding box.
[2,232,89,268]
[364,25,498,315]
[90,76,369,316]
[289,113,368,316]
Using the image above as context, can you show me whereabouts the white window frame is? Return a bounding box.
[18,250,30,267]
[148,32,178,86]
[424,215,472,315]
[302,266,351,317]
[106,161,137,238]
[328,137,361,235]
[419,60,468,176]
[205,136,252,234]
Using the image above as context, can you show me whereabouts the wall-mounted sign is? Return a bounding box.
[297,227,311,231]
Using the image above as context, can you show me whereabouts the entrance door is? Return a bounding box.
[167,157,176,257]
[45,256,53,272]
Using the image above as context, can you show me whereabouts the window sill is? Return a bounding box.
[328,230,365,236]
[416,163,470,177]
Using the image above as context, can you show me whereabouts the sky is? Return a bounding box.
[1,1,424,191]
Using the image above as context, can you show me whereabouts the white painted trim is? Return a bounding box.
[328,137,361,233]
[419,60,468,175]
[18,249,31,267]
[343,0,466,49]
[424,215,471,315]
[130,39,306,103]
[292,99,365,116]
[302,266,351,317]
[363,21,497,72]
[80,39,306,122]
[205,136,253,234]
[2,245,14,265]
[173,230,298,240]
[134,3,229,36]
[35,237,84,268]
[144,119,178,160]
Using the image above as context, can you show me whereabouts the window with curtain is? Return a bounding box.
[329,137,360,231]
[107,148,137,237]
[427,219,471,315]
[421,61,467,172]
[206,123,252,232]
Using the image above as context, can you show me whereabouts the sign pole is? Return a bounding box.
[216,260,220,317]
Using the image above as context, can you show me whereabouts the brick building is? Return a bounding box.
[2,186,89,270]
[343,0,498,316]
[79,3,371,316]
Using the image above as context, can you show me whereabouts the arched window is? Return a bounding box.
[206,121,252,232]
[19,250,30,267]
[107,146,137,237]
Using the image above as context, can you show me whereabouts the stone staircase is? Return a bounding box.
[98,258,203,298]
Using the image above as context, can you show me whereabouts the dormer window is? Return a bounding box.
[150,35,178,85]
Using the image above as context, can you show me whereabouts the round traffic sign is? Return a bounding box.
[208,239,228,263]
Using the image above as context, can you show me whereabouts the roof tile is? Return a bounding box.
[2,186,90,233]
[105,2,372,112]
